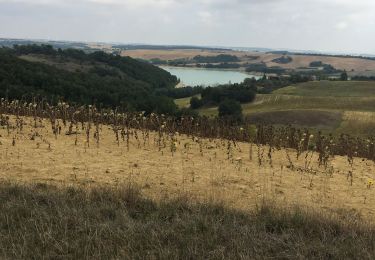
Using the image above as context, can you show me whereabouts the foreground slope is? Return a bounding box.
[194,80,375,136]
[1,113,375,258]
[1,183,374,259]
[1,115,375,221]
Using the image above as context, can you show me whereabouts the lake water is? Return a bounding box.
[161,66,260,87]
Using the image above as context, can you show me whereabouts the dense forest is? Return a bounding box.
[182,75,311,109]
[192,54,240,63]
[245,63,288,74]
[189,78,258,109]
[201,83,257,105]
[149,54,240,67]
[309,61,339,73]
[0,45,180,114]
[198,63,241,69]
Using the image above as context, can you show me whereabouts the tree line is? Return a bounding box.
[0,45,181,114]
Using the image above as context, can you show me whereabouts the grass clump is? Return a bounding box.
[0,182,374,259]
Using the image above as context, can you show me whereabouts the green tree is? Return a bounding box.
[341,70,348,81]
[218,99,243,122]
[0,45,180,115]
[190,96,203,109]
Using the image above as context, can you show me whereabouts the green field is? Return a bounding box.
[179,81,375,136]
[174,95,200,108]
[246,94,375,113]
[274,81,375,97]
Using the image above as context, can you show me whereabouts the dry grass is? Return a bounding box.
[1,115,375,222]
[121,49,246,61]
[1,182,374,259]
[263,53,375,73]
[337,111,375,136]
[121,48,375,74]
[1,112,375,258]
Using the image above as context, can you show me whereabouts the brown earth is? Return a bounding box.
[121,49,242,60]
[122,49,375,74]
[264,53,375,72]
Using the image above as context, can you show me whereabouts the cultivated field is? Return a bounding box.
[274,81,375,97]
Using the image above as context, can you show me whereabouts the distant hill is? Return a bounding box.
[0,45,179,113]
[267,50,375,62]
[112,44,229,51]
[271,56,293,64]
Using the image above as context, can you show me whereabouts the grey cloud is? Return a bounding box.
[0,0,374,54]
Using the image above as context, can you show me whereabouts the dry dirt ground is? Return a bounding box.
[121,49,241,61]
[122,49,375,74]
[259,53,375,73]
[1,116,375,222]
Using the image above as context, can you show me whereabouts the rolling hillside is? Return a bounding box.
[122,48,375,76]
[0,45,179,113]
[180,81,375,136]
[1,111,375,258]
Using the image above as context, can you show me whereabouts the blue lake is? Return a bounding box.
[161,66,260,87]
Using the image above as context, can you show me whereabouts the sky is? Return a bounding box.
[0,0,374,54]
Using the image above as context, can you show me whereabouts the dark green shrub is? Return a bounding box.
[190,96,203,109]
[218,99,243,122]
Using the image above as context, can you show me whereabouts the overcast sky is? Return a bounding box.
[0,0,374,54]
